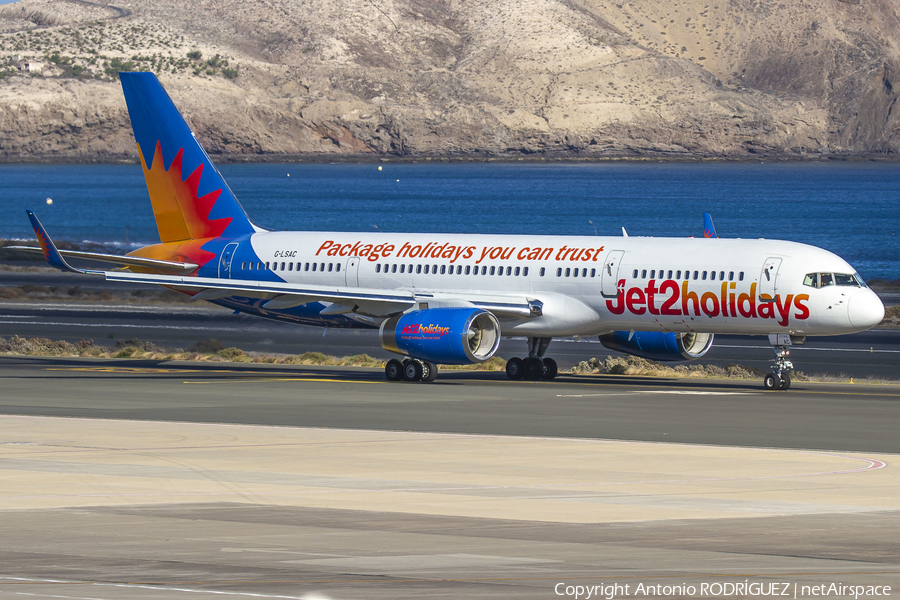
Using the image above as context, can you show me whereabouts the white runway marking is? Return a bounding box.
[0,577,317,599]
[557,391,753,397]
[715,344,900,354]
[0,319,239,332]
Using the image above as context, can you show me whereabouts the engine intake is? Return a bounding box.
[599,331,714,362]
[380,308,501,365]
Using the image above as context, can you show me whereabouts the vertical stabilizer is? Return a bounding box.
[703,213,718,238]
[119,72,256,243]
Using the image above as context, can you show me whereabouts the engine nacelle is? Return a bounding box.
[380,308,501,365]
[599,331,714,362]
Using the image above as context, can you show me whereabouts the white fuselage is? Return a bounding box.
[228,231,883,337]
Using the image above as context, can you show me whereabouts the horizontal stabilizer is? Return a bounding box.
[23,210,101,275]
[6,245,198,275]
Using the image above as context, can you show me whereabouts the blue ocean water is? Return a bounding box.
[1,161,898,279]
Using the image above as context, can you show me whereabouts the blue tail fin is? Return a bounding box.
[119,72,257,243]
[702,213,718,238]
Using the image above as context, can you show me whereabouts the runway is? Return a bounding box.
[1,357,899,598]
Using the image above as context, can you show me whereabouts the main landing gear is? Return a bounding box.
[506,337,558,381]
[385,358,437,383]
[763,334,800,391]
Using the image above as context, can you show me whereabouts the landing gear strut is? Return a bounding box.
[506,337,557,381]
[763,334,797,391]
[385,358,437,383]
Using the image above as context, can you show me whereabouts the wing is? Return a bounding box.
[22,210,542,320]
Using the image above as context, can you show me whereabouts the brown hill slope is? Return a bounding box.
[1,0,898,161]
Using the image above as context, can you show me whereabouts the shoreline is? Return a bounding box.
[3,152,900,166]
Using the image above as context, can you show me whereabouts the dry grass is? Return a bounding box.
[2,335,895,384]
[570,354,766,380]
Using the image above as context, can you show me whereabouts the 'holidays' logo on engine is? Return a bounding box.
[401,324,451,337]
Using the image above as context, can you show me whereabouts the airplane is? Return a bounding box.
[10,72,885,390]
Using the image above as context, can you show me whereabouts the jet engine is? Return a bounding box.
[599,331,714,361]
[380,308,501,364]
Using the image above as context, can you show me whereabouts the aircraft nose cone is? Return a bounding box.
[848,290,885,329]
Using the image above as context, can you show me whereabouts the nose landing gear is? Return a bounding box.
[506,337,558,381]
[764,334,801,390]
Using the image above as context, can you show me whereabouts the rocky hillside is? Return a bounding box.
[1,0,899,161]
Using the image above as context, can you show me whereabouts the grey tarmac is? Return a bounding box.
[1,358,899,599]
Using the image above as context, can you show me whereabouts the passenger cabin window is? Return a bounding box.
[524,267,529,276]
[633,269,639,278]
[676,270,681,279]
[311,263,317,272]
[556,268,562,277]
[693,271,699,280]
[466,266,471,275]
[590,268,596,277]
[539,267,545,277]
[729,271,734,281]
[710,271,715,281]
[702,271,707,280]
[739,272,744,281]
[641,269,647,278]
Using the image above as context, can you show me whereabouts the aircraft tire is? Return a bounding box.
[778,373,791,390]
[542,358,558,380]
[422,361,438,382]
[385,359,404,381]
[506,357,524,380]
[763,372,779,390]
[403,359,423,382]
[523,357,544,381]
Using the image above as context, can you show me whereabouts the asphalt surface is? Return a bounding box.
[1,355,899,599]
[2,355,898,453]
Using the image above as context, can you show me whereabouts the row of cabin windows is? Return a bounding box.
[631,268,745,282]
[556,267,598,278]
[375,263,531,277]
[241,261,342,273]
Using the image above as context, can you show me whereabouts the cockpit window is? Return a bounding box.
[803,272,863,288]
[834,273,860,287]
